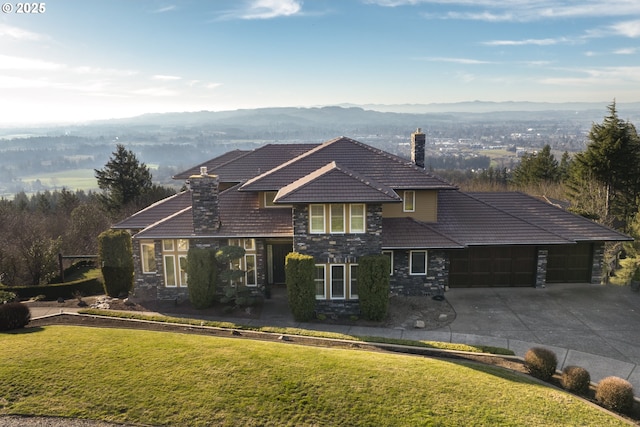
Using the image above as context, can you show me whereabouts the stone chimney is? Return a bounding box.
[190,166,220,234]
[411,128,425,169]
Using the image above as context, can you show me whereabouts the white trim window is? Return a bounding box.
[310,204,325,234]
[162,239,189,287]
[330,204,345,233]
[410,250,427,275]
[330,264,346,299]
[349,264,359,299]
[315,265,326,299]
[403,190,416,212]
[228,239,258,287]
[349,204,365,233]
[140,241,156,274]
[382,250,394,276]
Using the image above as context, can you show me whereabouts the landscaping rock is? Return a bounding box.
[414,320,426,329]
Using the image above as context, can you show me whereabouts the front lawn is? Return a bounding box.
[0,326,629,426]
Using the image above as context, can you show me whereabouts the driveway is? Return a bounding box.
[442,283,640,390]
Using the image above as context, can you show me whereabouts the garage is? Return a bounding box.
[546,243,593,283]
[448,246,537,288]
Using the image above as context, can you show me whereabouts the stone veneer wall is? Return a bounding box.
[190,174,220,234]
[536,249,548,288]
[591,242,605,284]
[390,250,448,296]
[132,239,162,301]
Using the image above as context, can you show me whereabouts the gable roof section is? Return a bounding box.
[173,144,319,182]
[433,190,572,245]
[382,217,464,249]
[240,137,456,192]
[469,192,632,242]
[274,161,402,203]
[112,191,192,230]
[134,184,293,239]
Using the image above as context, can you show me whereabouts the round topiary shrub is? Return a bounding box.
[595,376,634,414]
[0,302,31,331]
[524,347,558,381]
[561,365,591,395]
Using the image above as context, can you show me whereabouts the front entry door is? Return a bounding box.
[268,243,292,284]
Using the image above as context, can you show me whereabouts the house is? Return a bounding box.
[114,130,632,315]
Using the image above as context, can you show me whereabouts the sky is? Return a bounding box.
[1,0,640,125]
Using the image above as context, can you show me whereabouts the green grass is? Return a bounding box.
[0,326,628,426]
[21,168,98,192]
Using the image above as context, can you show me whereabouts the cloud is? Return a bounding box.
[0,54,62,71]
[153,75,182,81]
[132,87,179,97]
[610,20,640,38]
[0,24,47,41]
[420,57,494,64]
[152,5,177,13]
[540,66,640,86]
[614,47,636,54]
[483,37,571,46]
[205,83,222,89]
[218,0,303,20]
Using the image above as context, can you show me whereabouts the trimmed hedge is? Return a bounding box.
[3,275,103,301]
[358,255,390,321]
[596,376,635,414]
[98,229,134,297]
[187,247,218,309]
[561,365,591,395]
[524,347,558,381]
[285,252,316,322]
[0,302,31,331]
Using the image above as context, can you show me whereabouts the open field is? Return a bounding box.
[0,325,629,426]
[20,168,99,193]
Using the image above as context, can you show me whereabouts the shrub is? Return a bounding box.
[596,376,635,414]
[561,366,591,395]
[98,230,134,297]
[358,255,390,321]
[285,253,316,322]
[187,247,218,309]
[524,347,557,381]
[0,290,17,303]
[0,302,31,331]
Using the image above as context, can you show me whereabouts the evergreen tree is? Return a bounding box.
[95,144,153,212]
[567,102,640,231]
[512,144,559,186]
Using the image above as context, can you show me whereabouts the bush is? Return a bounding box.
[0,302,31,331]
[98,230,134,297]
[187,247,218,309]
[285,253,316,322]
[561,366,591,395]
[2,275,103,301]
[524,347,557,381]
[0,290,17,303]
[596,376,635,414]
[358,255,390,321]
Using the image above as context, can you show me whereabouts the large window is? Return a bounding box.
[350,204,365,233]
[403,190,415,212]
[140,241,156,273]
[310,204,325,234]
[330,265,346,299]
[410,250,427,275]
[228,239,257,287]
[315,263,359,300]
[162,239,189,287]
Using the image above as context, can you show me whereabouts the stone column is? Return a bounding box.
[536,248,548,288]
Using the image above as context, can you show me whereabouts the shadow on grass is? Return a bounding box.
[2,326,45,334]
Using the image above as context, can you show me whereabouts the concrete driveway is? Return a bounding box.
[442,283,640,390]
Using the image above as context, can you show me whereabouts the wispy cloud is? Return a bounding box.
[0,54,62,71]
[0,24,47,41]
[152,5,177,13]
[153,75,182,81]
[610,19,640,37]
[420,56,494,64]
[614,47,637,54]
[365,1,640,23]
[540,66,640,86]
[483,37,571,46]
[218,0,303,20]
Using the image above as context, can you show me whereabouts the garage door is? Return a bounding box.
[449,246,536,288]
[546,243,592,283]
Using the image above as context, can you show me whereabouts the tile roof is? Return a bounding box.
[274,161,402,203]
[240,137,456,192]
[432,190,573,245]
[382,217,464,249]
[173,144,319,182]
[468,192,632,242]
[112,191,192,230]
[134,184,293,239]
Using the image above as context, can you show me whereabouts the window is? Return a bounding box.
[410,250,427,275]
[330,204,345,233]
[403,191,415,212]
[141,242,156,273]
[245,254,257,286]
[315,265,326,299]
[350,204,365,233]
[264,191,277,207]
[310,204,325,233]
[162,239,189,287]
[382,250,394,276]
[350,264,358,299]
[228,239,257,287]
[330,265,346,299]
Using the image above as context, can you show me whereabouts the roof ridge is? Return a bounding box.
[113,190,188,226]
[133,205,192,238]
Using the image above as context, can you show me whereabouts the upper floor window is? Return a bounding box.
[403,191,415,212]
[330,204,345,233]
[264,191,277,207]
[350,204,365,233]
[310,204,326,234]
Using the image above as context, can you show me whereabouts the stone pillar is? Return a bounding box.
[591,243,605,284]
[411,128,425,169]
[190,168,220,235]
[536,248,548,288]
